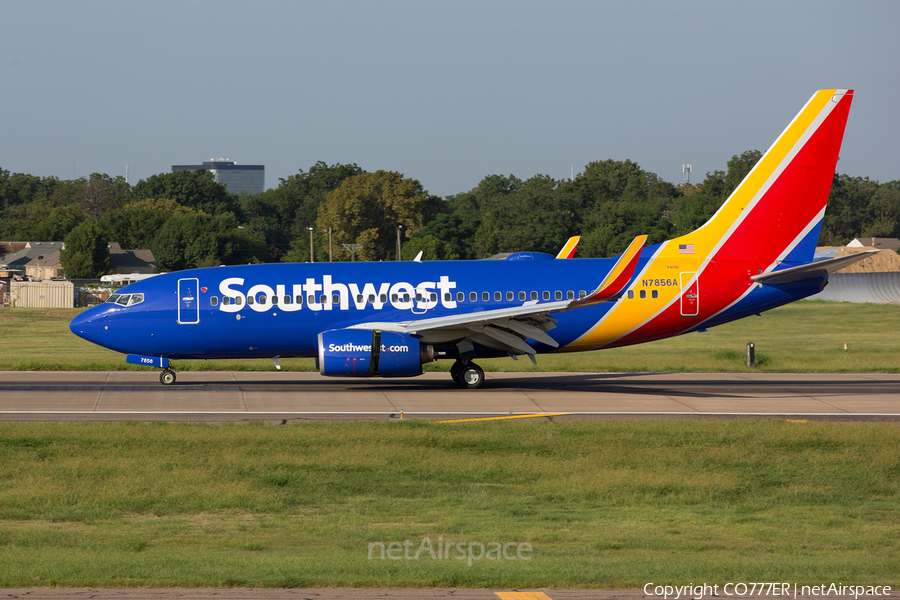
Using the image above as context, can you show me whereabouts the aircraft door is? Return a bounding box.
[178,278,200,324]
[680,272,699,317]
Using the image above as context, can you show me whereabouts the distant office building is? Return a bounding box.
[172,159,264,195]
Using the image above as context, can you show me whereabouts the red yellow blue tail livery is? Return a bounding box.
[71,90,864,388]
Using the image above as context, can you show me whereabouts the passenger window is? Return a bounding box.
[567,291,574,300]
[506,291,513,301]
[210,296,219,307]
[640,290,647,299]
[248,296,255,305]
[271,296,278,305]
[494,291,501,301]
[319,295,327,304]
[380,294,387,303]
[283,296,291,304]
[543,291,550,301]
[430,292,437,302]
[531,291,538,300]
[457,292,464,302]
[357,294,364,303]
[223,296,231,306]
[308,295,315,304]
[445,293,451,302]
[555,291,562,300]
[332,294,340,304]
[402,293,410,302]
[236,296,242,306]
[579,290,586,299]
[483,291,489,302]
[296,295,303,305]
[518,291,526,301]
[258,295,267,305]
[652,290,659,299]
[416,293,422,302]
[470,292,477,302]
[627,290,634,299]
[368,294,375,303]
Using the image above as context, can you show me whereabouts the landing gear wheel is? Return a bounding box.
[449,360,463,383]
[456,363,484,390]
[159,369,176,386]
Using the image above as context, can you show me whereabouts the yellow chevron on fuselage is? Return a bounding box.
[562,246,706,352]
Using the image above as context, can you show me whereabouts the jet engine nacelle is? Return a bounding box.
[317,329,429,378]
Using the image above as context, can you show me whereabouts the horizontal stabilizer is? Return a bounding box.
[752,250,880,285]
[568,235,647,308]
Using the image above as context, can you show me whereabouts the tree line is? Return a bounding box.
[0,154,897,278]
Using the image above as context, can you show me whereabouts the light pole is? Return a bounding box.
[342,244,361,262]
[396,225,403,261]
[326,228,333,262]
[307,227,314,263]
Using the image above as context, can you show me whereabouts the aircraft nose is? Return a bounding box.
[69,306,110,344]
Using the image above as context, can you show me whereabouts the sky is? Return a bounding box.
[2,0,898,198]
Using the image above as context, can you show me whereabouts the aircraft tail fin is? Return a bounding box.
[678,89,853,273]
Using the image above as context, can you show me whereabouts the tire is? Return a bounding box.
[457,363,484,389]
[159,369,176,386]
[449,360,463,383]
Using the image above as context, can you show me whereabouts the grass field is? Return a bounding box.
[1,300,898,373]
[0,420,898,588]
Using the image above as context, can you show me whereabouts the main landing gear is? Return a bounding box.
[159,369,177,385]
[450,360,484,389]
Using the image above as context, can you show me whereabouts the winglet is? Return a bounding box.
[556,236,581,259]
[568,235,647,307]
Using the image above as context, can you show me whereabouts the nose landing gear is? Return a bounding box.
[159,369,177,385]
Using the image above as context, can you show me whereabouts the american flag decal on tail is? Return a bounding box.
[679,244,695,254]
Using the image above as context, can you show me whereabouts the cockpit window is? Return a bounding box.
[106,293,145,307]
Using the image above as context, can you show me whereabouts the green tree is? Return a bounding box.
[60,221,110,278]
[0,178,84,241]
[474,175,578,257]
[76,173,130,219]
[101,198,198,250]
[316,170,440,261]
[151,212,265,271]
[244,161,364,261]
[130,170,238,216]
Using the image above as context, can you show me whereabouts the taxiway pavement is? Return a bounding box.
[1,371,898,422]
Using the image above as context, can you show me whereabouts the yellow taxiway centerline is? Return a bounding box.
[433,413,571,424]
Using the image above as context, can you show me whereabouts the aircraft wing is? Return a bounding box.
[752,250,879,285]
[349,236,648,360]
